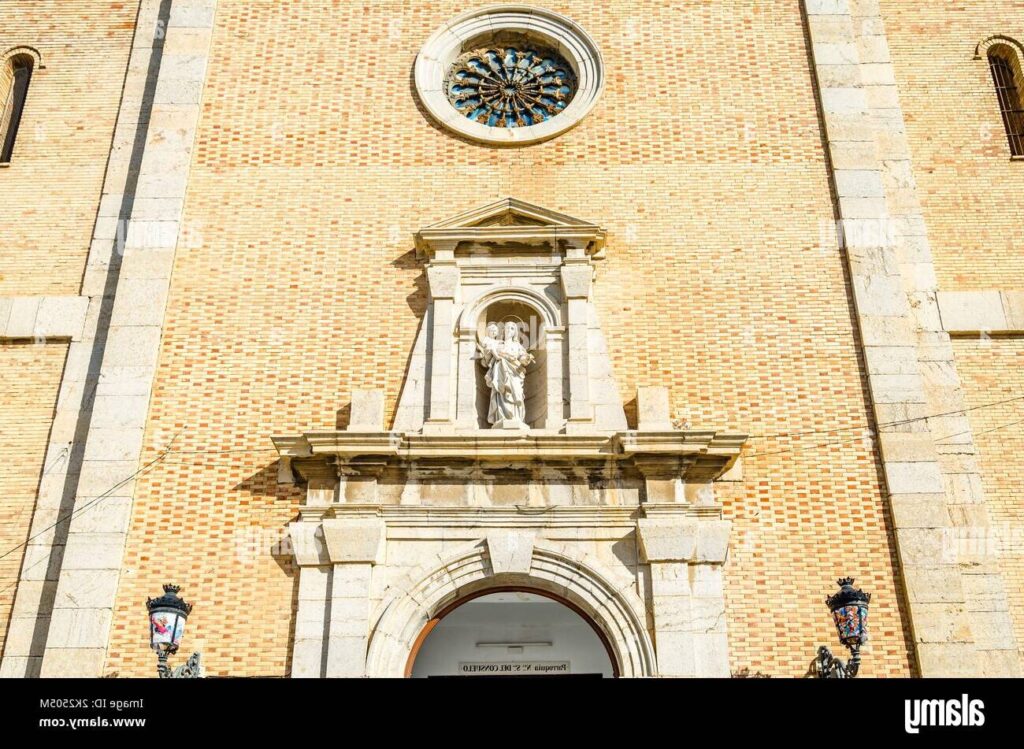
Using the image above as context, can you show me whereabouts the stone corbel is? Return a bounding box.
[337,459,389,503]
[633,455,690,504]
[277,456,296,485]
[293,460,339,520]
[559,262,593,300]
[636,516,698,562]
[426,261,460,300]
[306,478,337,508]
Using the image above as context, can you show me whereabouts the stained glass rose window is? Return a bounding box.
[415,7,604,145]
[446,46,577,129]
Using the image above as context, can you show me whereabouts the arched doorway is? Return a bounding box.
[407,587,618,678]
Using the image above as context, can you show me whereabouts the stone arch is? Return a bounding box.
[365,537,657,677]
[975,34,1024,61]
[2,46,43,69]
[458,285,561,335]
[977,34,1024,156]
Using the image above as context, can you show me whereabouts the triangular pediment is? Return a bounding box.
[428,198,600,230]
[415,198,607,258]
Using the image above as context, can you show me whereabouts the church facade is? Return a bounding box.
[1,0,1023,678]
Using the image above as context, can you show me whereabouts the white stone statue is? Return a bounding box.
[479,320,535,428]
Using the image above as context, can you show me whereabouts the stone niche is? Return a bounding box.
[395,197,624,435]
[272,199,749,678]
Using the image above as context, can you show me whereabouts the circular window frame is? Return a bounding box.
[414,5,605,146]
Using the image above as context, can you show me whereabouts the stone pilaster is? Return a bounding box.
[561,260,593,430]
[288,516,385,678]
[291,565,330,678]
[1,0,220,678]
[423,257,459,433]
[324,563,374,677]
[804,0,1019,676]
[637,510,731,677]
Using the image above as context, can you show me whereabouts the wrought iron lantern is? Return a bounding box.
[815,577,871,678]
[146,584,202,678]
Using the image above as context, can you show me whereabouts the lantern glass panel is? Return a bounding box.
[150,611,185,651]
[832,603,868,646]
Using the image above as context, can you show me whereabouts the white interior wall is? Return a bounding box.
[410,592,614,677]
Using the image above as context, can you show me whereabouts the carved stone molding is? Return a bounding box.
[414,6,605,146]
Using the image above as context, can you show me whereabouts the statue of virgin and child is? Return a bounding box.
[478,320,535,428]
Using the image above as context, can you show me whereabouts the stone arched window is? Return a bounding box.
[1,48,39,163]
[979,37,1024,157]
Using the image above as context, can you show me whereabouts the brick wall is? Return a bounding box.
[953,337,1024,666]
[0,0,138,297]
[0,342,66,655]
[881,0,1024,290]
[99,0,914,677]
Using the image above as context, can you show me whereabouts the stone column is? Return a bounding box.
[637,513,731,677]
[560,258,593,431]
[804,0,1019,676]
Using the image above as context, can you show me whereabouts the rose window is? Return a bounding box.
[446,46,577,129]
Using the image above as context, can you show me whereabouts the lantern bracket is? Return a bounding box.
[814,577,870,679]
[157,651,203,679]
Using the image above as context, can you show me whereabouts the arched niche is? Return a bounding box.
[456,287,565,431]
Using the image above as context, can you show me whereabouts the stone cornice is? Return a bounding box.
[272,428,747,482]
